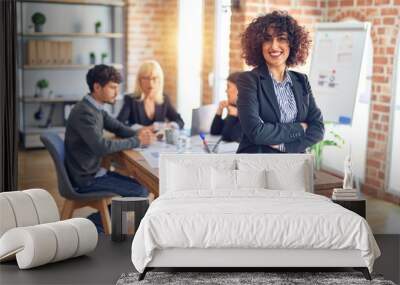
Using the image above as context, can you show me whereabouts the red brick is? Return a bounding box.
[383,17,396,25]
[386,46,395,55]
[381,8,399,16]
[374,56,388,65]
[304,9,323,15]
[298,0,319,6]
[377,133,386,141]
[373,103,390,113]
[367,159,381,168]
[372,18,381,25]
[379,95,391,103]
[365,177,382,188]
[368,141,375,148]
[373,66,384,73]
[381,114,389,122]
[328,0,339,7]
[372,75,388,83]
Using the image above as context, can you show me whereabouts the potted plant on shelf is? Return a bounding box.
[31,12,46,33]
[95,21,102,33]
[89,52,96,65]
[35,79,49,98]
[101,52,108,64]
[308,126,345,171]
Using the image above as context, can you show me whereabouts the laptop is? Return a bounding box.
[190,104,218,136]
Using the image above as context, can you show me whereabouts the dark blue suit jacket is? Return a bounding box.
[236,64,324,153]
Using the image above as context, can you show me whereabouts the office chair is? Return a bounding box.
[40,132,114,234]
[190,104,218,135]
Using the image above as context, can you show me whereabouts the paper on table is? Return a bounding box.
[218,142,239,153]
[135,136,239,168]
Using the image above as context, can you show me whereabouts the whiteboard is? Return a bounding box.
[309,22,372,183]
[309,22,371,124]
[388,32,400,194]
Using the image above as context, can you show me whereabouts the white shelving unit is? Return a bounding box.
[17,0,125,148]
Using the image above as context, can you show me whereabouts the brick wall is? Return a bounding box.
[202,0,215,105]
[125,0,178,104]
[326,2,400,204]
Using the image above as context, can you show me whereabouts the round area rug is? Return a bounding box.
[116,271,395,285]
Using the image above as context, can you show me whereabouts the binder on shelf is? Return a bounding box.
[26,40,37,65]
[61,41,67,65]
[44,40,52,65]
[37,40,45,65]
[66,42,73,64]
[51,41,58,64]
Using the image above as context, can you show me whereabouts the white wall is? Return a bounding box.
[177,0,204,129]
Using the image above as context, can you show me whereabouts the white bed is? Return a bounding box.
[131,154,380,280]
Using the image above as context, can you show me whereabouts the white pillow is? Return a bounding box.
[211,168,237,191]
[236,169,267,189]
[266,162,307,191]
[167,162,211,191]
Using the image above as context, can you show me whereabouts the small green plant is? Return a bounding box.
[36,79,49,89]
[309,127,345,171]
[101,52,108,63]
[89,52,96,64]
[31,12,46,25]
[95,21,102,33]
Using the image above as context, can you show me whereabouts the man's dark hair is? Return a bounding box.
[86,64,122,93]
[241,10,311,67]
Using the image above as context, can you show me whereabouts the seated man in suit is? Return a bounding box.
[210,72,242,142]
[65,64,155,199]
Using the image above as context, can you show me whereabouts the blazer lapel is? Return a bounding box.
[289,71,305,121]
[259,64,281,121]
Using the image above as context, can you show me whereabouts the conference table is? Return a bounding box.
[105,137,343,198]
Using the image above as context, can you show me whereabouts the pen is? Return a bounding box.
[199,132,211,153]
[211,137,223,153]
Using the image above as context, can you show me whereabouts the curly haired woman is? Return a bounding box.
[236,10,324,153]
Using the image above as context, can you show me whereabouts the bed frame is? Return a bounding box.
[138,248,371,280]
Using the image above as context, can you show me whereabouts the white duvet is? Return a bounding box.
[131,190,380,273]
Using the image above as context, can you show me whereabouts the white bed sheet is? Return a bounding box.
[131,190,380,273]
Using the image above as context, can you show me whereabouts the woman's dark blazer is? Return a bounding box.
[236,64,324,153]
[117,93,184,129]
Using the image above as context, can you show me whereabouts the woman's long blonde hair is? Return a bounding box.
[133,60,164,104]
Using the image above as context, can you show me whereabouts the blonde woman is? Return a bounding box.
[117,60,184,130]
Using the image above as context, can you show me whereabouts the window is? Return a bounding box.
[212,0,231,103]
[177,0,203,128]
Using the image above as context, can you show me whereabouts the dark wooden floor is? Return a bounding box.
[1,235,399,285]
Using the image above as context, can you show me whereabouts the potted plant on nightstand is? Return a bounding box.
[95,21,102,33]
[31,12,46,33]
[35,79,49,98]
[308,126,345,171]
